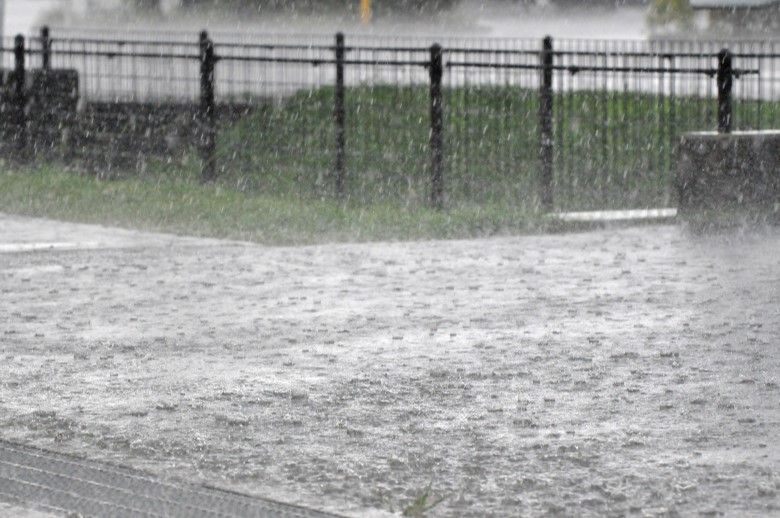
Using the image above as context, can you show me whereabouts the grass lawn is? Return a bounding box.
[0,165,561,245]
[212,85,732,211]
[6,83,741,239]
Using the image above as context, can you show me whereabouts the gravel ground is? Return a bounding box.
[1,213,779,517]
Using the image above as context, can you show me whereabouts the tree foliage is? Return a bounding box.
[647,0,694,29]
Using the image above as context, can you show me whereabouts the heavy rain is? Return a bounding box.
[1,1,779,517]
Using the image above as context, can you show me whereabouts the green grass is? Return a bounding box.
[10,82,767,241]
[215,85,543,207]
[211,84,751,211]
[402,481,446,517]
[0,165,561,245]
[20,81,779,216]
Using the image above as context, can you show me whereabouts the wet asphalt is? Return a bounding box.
[1,213,779,517]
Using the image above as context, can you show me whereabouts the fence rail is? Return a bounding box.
[3,27,780,211]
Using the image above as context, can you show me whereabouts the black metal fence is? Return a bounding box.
[3,27,780,211]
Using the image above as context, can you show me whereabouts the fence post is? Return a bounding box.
[539,35,554,212]
[13,34,27,159]
[41,26,51,71]
[199,30,217,182]
[334,32,346,199]
[429,43,444,210]
[717,48,732,134]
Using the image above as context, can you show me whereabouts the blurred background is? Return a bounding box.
[5,0,657,39]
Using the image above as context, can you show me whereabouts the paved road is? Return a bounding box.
[0,439,343,518]
[2,212,779,517]
[0,214,347,517]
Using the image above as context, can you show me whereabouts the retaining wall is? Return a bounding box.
[675,130,780,218]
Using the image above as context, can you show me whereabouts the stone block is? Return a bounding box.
[675,131,780,219]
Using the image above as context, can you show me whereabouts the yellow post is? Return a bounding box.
[360,0,371,24]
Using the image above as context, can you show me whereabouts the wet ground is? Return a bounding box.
[1,213,779,517]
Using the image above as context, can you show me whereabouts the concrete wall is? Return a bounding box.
[0,68,258,175]
[675,130,780,217]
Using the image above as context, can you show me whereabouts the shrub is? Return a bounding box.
[647,0,694,30]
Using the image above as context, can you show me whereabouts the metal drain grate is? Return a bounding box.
[0,440,344,518]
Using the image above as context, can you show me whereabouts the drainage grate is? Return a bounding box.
[0,440,344,518]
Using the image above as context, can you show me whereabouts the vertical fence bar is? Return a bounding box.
[717,48,732,134]
[37,28,50,158]
[655,53,665,201]
[558,43,568,209]
[668,54,676,180]
[199,30,217,182]
[13,34,27,159]
[539,36,554,211]
[756,46,762,129]
[429,43,444,210]
[334,32,346,199]
[41,26,51,71]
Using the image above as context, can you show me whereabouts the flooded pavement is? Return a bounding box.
[1,212,779,517]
